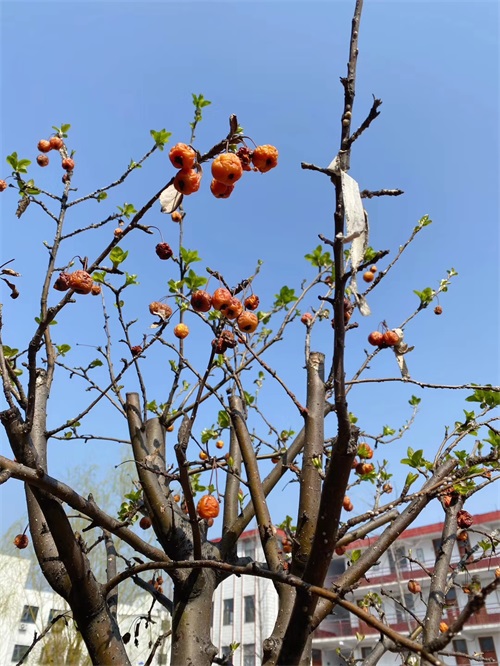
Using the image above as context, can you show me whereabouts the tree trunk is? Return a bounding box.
[170,570,218,666]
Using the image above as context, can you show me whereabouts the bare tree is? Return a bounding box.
[1,2,498,665]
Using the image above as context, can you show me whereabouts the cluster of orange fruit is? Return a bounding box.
[53,270,101,296]
[169,142,278,199]
[149,288,260,347]
[367,328,400,348]
[36,137,74,172]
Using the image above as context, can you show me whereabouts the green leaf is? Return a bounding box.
[201,428,218,444]
[363,246,379,263]
[56,344,71,357]
[184,269,207,292]
[110,246,128,267]
[92,271,106,284]
[350,549,361,563]
[147,400,158,414]
[404,472,419,488]
[128,159,141,170]
[117,203,137,219]
[96,192,108,202]
[17,159,31,174]
[413,287,434,307]
[273,286,298,310]
[466,386,500,410]
[60,124,71,134]
[125,273,138,286]
[243,391,255,406]
[180,247,202,267]
[304,245,333,268]
[409,395,421,406]
[150,129,172,150]
[89,359,103,369]
[415,214,432,231]
[217,410,231,429]
[6,152,19,170]
[382,425,396,436]
[2,345,19,359]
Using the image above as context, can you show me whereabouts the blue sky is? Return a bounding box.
[1,2,498,539]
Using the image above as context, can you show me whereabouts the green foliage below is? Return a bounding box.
[2,345,19,359]
[56,344,71,357]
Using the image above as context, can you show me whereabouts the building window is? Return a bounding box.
[395,545,408,570]
[48,608,64,624]
[361,646,373,659]
[221,646,232,658]
[241,540,255,560]
[446,587,458,608]
[452,639,471,665]
[243,643,255,666]
[416,547,425,562]
[20,605,39,624]
[223,598,234,625]
[244,595,255,623]
[312,648,323,665]
[12,645,30,662]
[478,637,498,665]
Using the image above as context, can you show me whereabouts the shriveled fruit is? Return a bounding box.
[363,271,374,283]
[457,530,469,542]
[383,330,400,346]
[237,146,254,171]
[62,157,75,171]
[223,297,243,320]
[173,494,181,502]
[342,496,354,512]
[37,154,49,167]
[190,290,212,312]
[370,265,378,274]
[237,311,259,333]
[457,510,473,529]
[0,179,7,192]
[91,284,101,296]
[368,331,384,346]
[174,168,201,195]
[495,567,500,579]
[212,288,232,311]
[139,516,152,530]
[37,139,52,153]
[197,494,220,519]
[335,546,346,556]
[53,272,71,291]
[14,534,29,549]
[439,622,448,633]
[155,242,173,260]
[199,451,208,461]
[382,483,393,493]
[169,143,196,170]
[49,136,64,150]
[149,301,173,320]
[212,330,237,353]
[68,270,93,294]
[174,323,189,339]
[216,440,224,449]
[171,211,182,223]
[357,442,373,459]
[282,539,292,554]
[301,312,313,326]
[206,517,214,527]
[442,493,456,508]
[210,179,234,199]
[131,345,142,356]
[252,145,279,173]
[211,153,243,186]
[244,294,260,311]
[408,579,421,594]
[356,462,375,475]
[114,228,123,238]
[166,424,174,432]
[434,305,443,315]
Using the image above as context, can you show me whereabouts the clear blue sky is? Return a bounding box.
[1,2,498,538]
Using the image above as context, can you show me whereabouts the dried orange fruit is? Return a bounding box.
[197,494,220,519]
[251,145,278,173]
[211,153,243,186]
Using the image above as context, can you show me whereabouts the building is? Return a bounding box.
[312,510,500,666]
[211,529,281,666]
[210,513,499,666]
[0,553,171,665]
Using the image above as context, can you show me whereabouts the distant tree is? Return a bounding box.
[1,1,498,665]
